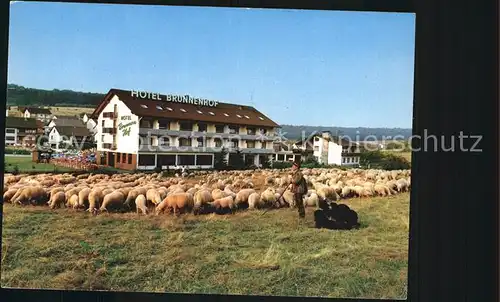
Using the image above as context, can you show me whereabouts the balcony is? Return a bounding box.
[138,128,276,141]
[102,127,116,134]
[137,144,275,154]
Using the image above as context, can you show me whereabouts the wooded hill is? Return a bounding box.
[7,84,412,140]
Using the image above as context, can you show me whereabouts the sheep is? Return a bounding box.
[396,178,409,192]
[87,188,103,213]
[248,192,264,210]
[304,193,319,208]
[78,188,92,209]
[211,195,236,214]
[146,189,163,206]
[211,189,227,201]
[260,187,277,208]
[193,189,213,215]
[12,186,47,205]
[49,192,67,209]
[66,194,80,209]
[234,188,257,209]
[99,191,126,213]
[124,187,147,209]
[135,194,148,215]
[155,193,194,216]
[3,189,19,203]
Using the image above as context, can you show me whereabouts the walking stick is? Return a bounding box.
[261,183,292,216]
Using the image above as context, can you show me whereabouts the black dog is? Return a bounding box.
[314,199,360,230]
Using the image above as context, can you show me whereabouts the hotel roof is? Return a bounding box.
[91,89,280,128]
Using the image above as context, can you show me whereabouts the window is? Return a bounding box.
[224,113,229,117]
[215,125,225,133]
[197,137,205,147]
[196,155,212,166]
[178,155,195,166]
[117,153,121,163]
[314,137,320,142]
[214,138,223,148]
[246,141,255,148]
[228,125,239,134]
[159,137,170,147]
[158,155,176,166]
[101,135,104,142]
[197,123,207,132]
[179,121,193,131]
[128,154,132,164]
[258,117,264,120]
[229,139,239,148]
[158,120,170,130]
[180,108,187,113]
[278,154,285,161]
[244,115,250,119]
[247,127,256,135]
[138,154,155,166]
[261,142,267,149]
[178,138,191,147]
[101,120,105,127]
[122,153,127,163]
[260,128,268,135]
[236,114,242,118]
[314,146,319,151]
[156,105,163,110]
[208,112,215,115]
[197,110,203,114]
[140,120,151,128]
[166,107,173,111]
[140,104,148,108]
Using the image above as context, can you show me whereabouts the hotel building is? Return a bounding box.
[90,89,280,170]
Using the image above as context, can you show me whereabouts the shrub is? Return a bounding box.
[214,147,228,170]
[272,161,293,169]
[359,150,411,170]
[5,148,31,155]
[12,165,20,175]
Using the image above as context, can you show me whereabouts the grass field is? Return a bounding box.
[384,151,412,163]
[4,155,75,173]
[1,193,409,299]
[8,106,93,118]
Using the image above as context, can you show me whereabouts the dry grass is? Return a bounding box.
[8,106,93,118]
[1,192,409,299]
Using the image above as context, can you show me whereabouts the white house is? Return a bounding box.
[91,88,280,171]
[48,125,92,151]
[24,107,53,123]
[294,131,361,166]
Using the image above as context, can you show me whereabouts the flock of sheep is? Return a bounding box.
[2,168,411,216]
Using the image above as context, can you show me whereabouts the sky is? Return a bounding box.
[8,1,416,128]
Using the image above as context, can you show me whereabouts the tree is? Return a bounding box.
[261,155,273,169]
[229,149,245,170]
[214,147,228,170]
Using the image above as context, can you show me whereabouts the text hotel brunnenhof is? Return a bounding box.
[93,89,282,171]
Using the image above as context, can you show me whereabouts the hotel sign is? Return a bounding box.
[118,116,136,136]
[131,90,219,107]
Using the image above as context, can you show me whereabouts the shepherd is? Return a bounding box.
[289,161,307,219]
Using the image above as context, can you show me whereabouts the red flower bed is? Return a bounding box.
[52,157,98,171]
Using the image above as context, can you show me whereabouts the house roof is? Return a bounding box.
[54,126,92,137]
[90,89,280,128]
[50,117,86,127]
[5,117,42,129]
[295,131,356,147]
[24,107,52,115]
